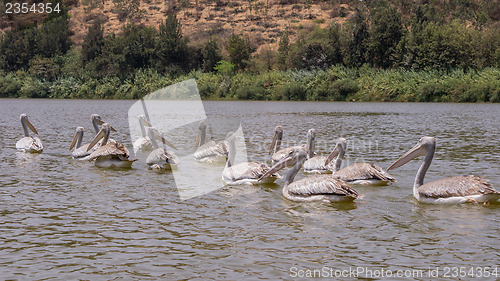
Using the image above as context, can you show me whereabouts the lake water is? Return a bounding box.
[1,99,499,280]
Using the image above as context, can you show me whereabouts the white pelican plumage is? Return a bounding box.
[260,147,359,202]
[302,129,338,174]
[388,136,500,204]
[133,115,154,152]
[145,127,179,170]
[269,126,313,168]
[222,133,281,185]
[86,123,136,168]
[194,120,229,163]
[16,114,43,153]
[69,127,93,160]
[323,138,396,185]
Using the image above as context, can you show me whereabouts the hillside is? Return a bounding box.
[2,0,498,52]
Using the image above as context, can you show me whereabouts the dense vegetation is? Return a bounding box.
[1,0,499,102]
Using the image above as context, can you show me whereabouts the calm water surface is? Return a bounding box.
[1,99,499,280]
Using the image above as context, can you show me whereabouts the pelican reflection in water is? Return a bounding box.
[222,132,281,185]
[260,147,359,203]
[145,127,179,170]
[16,114,43,153]
[388,136,500,204]
[323,138,396,186]
[194,120,229,163]
[86,123,136,168]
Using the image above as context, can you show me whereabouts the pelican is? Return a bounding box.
[322,138,396,185]
[16,114,43,153]
[133,115,154,152]
[145,127,179,170]
[69,127,93,159]
[194,120,229,163]
[86,123,136,168]
[302,129,337,174]
[222,133,281,185]
[387,136,500,204]
[91,114,116,143]
[269,127,313,168]
[259,147,358,202]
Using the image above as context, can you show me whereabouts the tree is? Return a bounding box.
[81,19,105,64]
[368,5,403,68]
[226,34,254,71]
[346,8,369,67]
[35,16,71,58]
[202,37,223,72]
[277,28,289,70]
[327,23,343,65]
[156,12,189,73]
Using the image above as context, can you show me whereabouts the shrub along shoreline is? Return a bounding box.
[1,66,499,102]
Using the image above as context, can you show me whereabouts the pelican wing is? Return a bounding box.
[419,175,499,198]
[133,137,153,151]
[303,156,335,172]
[16,136,43,153]
[88,143,130,160]
[194,140,228,160]
[146,148,179,165]
[224,162,280,181]
[288,175,358,197]
[335,163,396,182]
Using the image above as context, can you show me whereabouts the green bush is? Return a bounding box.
[0,73,22,97]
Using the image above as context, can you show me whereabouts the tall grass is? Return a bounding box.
[1,66,499,102]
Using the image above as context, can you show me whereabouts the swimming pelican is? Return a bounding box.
[194,120,229,163]
[222,133,281,185]
[323,138,396,185]
[269,127,313,167]
[86,123,136,168]
[145,127,179,170]
[69,127,93,160]
[387,136,500,204]
[260,147,358,202]
[302,129,338,174]
[91,114,116,143]
[133,115,154,152]
[16,114,43,153]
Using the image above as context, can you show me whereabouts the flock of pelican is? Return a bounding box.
[16,114,500,205]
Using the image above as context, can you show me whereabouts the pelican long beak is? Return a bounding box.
[151,129,177,150]
[26,119,39,135]
[387,143,426,171]
[69,131,79,151]
[160,136,178,150]
[269,131,278,155]
[258,154,292,181]
[96,119,117,132]
[324,143,341,166]
[87,128,104,152]
[195,128,201,149]
[143,119,152,127]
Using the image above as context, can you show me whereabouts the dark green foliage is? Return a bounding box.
[277,29,290,70]
[81,19,105,64]
[36,16,71,58]
[226,34,254,71]
[0,73,21,97]
[156,12,189,73]
[346,9,369,67]
[202,37,223,72]
[368,5,403,68]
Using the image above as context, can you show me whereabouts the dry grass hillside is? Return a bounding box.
[1,0,354,52]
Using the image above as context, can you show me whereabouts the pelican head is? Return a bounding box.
[91,114,116,133]
[259,147,307,181]
[20,114,39,136]
[87,123,113,152]
[69,126,85,151]
[324,138,347,166]
[195,120,207,149]
[387,137,436,171]
[269,125,283,155]
[306,128,315,158]
[147,127,178,150]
